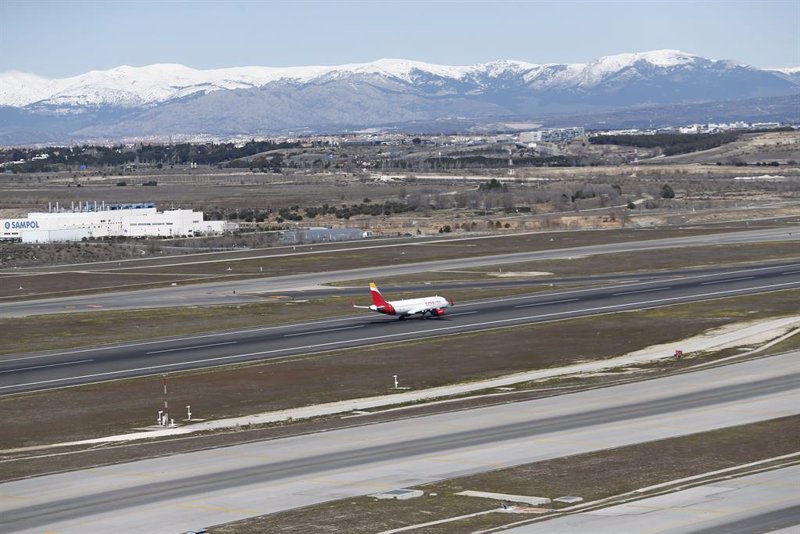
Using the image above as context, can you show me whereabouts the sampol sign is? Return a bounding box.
[5,220,41,230]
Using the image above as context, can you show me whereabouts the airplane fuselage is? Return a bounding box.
[356,282,451,319]
[371,296,450,317]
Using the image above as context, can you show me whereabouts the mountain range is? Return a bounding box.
[1,50,798,145]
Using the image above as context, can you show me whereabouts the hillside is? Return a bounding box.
[1,50,798,145]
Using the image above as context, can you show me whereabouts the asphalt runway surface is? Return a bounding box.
[502,464,800,534]
[2,260,798,395]
[1,226,798,318]
[2,352,797,533]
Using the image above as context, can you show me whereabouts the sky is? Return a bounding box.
[1,0,798,78]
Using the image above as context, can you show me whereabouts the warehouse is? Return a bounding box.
[280,227,370,244]
[1,203,233,243]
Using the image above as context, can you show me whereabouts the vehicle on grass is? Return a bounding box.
[354,282,451,320]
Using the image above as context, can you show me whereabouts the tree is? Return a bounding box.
[478,178,507,193]
[661,184,675,199]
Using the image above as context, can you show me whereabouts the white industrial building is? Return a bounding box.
[1,202,235,243]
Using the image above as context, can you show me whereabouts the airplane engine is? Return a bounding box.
[432,308,446,317]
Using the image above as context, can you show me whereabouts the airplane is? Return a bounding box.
[353,282,452,320]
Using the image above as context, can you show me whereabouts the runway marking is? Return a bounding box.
[515,298,579,308]
[621,502,728,514]
[174,502,258,514]
[781,270,800,275]
[701,276,754,286]
[146,341,238,355]
[0,359,92,374]
[284,325,365,337]
[4,315,368,363]
[4,279,799,392]
[612,287,671,296]
[448,311,478,316]
[0,494,35,501]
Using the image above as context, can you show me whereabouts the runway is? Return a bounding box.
[2,351,797,533]
[2,261,798,394]
[502,465,800,534]
[2,226,798,318]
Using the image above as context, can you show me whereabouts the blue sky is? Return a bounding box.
[2,0,798,77]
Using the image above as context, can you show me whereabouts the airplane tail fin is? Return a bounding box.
[370,282,389,307]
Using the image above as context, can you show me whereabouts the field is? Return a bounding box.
[2,151,799,453]
[1,134,798,531]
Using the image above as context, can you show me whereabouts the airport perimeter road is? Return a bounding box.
[1,226,798,318]
[1,262,799,394]
[1,352,798,534]
[503,465,800,534]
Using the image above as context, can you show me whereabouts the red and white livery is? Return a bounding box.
[354,282,451,320]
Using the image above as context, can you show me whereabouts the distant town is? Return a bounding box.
[1,122,795,175]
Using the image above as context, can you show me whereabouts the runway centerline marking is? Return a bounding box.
[0,359,93,374]
[612,287,671,296]
[284,325,365,337]
[515,298,580,309]
[448,311,478,316]
[146,341,238,355]
[701,276,754,286]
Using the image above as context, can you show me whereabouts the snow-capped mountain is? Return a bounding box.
[770,66,800,86]
[1,50,798,144]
